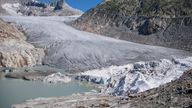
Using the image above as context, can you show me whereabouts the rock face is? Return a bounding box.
[52,0,64,10]
[72,0,192,51]
[0,19,44,68]
[0,0,82,16]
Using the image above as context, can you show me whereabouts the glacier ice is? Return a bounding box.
[1,16,191,72]
[43,72,71,84]
[77,57,192,96]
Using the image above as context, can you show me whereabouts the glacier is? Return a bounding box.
[1,16,192,95]
[1,16,191,72]
[77,57,192,96]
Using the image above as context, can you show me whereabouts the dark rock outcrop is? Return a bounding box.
[72,0,192,51]
[52,0,64,10]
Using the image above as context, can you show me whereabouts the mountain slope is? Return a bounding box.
[0,19,44,68]
[72,0,192,51]
[1,16,191,72]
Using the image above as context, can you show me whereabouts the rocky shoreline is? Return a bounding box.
[11,92,125,108]
[0,66,73,84]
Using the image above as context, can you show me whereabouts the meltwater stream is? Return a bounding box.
[0,77,96,108]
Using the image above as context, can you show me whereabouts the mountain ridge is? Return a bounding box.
[72,0,192,51]
[0,0,82,16]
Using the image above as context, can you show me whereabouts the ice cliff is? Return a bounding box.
[77,57,192,96]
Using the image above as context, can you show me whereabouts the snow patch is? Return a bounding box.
[32,0,38,3]
[1,3,22,16]
[43,72,71,84]
[77,57,192,96]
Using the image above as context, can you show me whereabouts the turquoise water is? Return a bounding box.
[0,78,94,108]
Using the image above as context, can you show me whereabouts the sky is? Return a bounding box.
[65,0,102,12]
[40,0,102,12]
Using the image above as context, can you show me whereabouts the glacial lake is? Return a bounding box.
[0,77,97,108]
